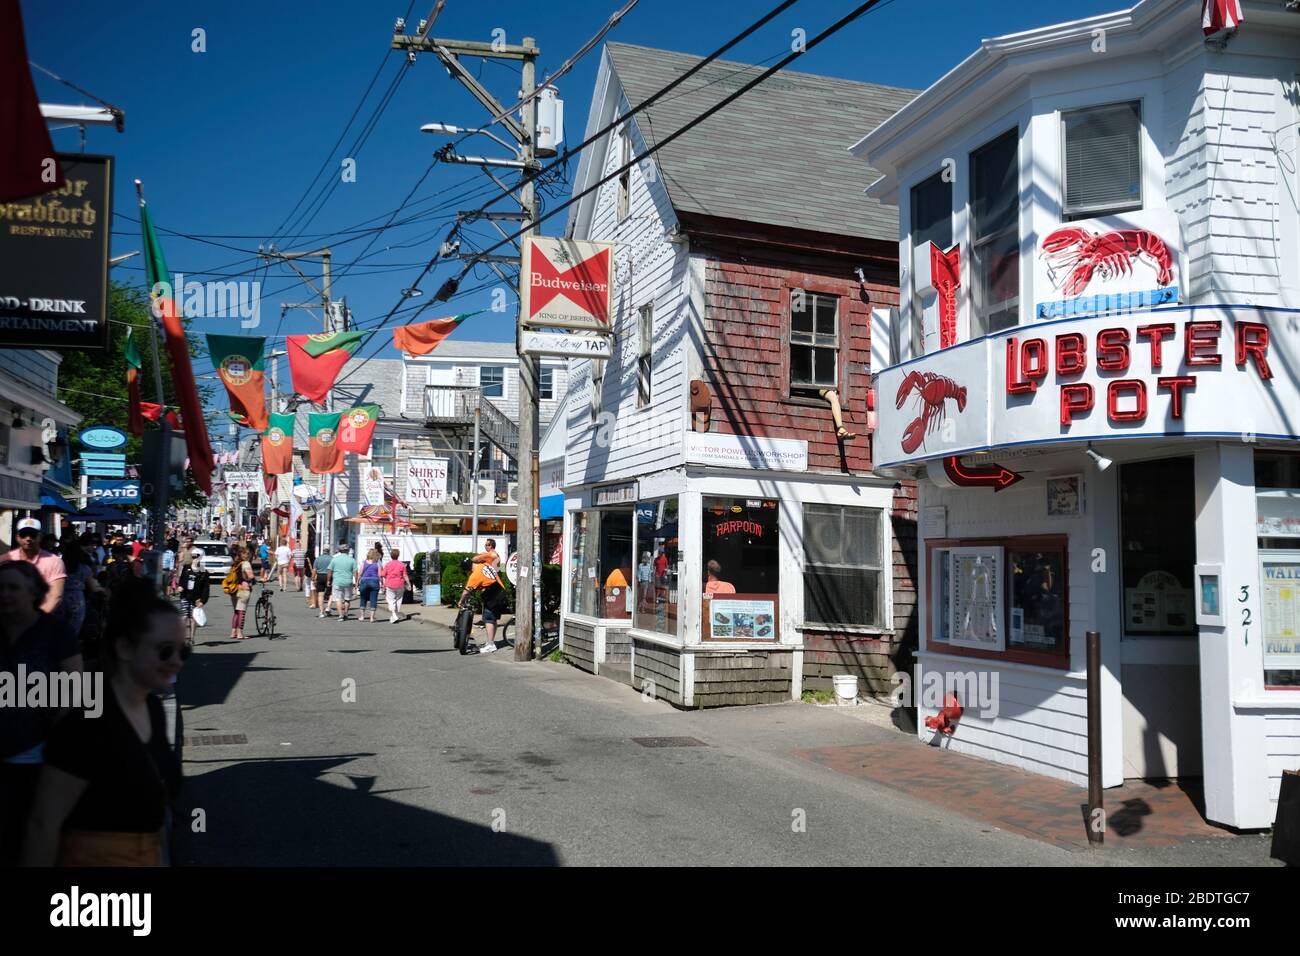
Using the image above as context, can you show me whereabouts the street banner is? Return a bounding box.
[362,465,385,507]
[125,329,145,436]
[1,1,66,201]
[89,479,140,504]
[520,236,613,329]
[208,334,269,431]
[287,331,365,403]
[140,194,214,493]
[223,470,262,493]
[405,457,448,507]
[337,403,380,455]
[260,411,295,475]
[392,312,481,356]
[308,412,344,474]
[0,153,111,351]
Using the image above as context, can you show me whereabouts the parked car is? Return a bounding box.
[193,540,233,577]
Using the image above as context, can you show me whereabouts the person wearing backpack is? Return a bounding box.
[224,546,254,641]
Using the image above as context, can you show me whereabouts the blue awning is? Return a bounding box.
[539,493,564,521]
[40,485,77,513]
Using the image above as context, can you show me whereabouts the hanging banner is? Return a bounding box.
[0,154,111,352]
[260,411,295,475]
[208,334,269,431]
[405,457,448,508]
[337,404,380,455]
[307,411,344,474]
[520,236,614,329]
[287,331,365,403]
[362,465,386,507]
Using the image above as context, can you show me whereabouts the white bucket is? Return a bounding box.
[832,674,858,703]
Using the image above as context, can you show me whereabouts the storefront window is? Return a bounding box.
[1119,458,1196,636]
[803,504,884,627]
[634,498,678,635]
[702,497,779,640]
[1008,548,1066,653]
[567,508,634,619]
[1255,452,1300,688]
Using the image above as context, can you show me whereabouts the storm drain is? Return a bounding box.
[631,736,706,748]
[183,734,248,747]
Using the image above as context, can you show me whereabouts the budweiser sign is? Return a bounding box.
[521,236,614,329]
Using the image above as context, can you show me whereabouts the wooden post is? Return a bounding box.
[1086,629,1104,846]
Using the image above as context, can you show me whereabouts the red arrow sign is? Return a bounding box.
[943,455,1024,492]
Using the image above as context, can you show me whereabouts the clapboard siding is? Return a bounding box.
[633,639,683,704]
[565,108,688,488]
[1265,714,1300,809]
[562,618,597,673]
[916,468,1097,787]
[0,349,60,394]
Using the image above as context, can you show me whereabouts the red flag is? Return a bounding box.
[287,332,365,404]
[125,328,145,437]
[308,412,344,474]
[140,196,214,494]
[392,312,479,356]
[0,0,65,201]
[337,404,380,455]
[1202,0,1243,35]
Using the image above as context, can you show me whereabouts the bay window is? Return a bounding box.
[1062,100,1142,220]
[969,128,1020,337]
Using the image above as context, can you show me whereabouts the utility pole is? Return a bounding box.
[396,24,542,660]
[263,247,333,551]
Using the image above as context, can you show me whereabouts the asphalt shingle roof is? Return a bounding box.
[604,42,916,242]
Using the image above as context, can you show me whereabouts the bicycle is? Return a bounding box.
[254,583,279,639]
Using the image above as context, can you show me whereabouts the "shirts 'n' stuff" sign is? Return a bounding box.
[406,457,448,507]
[0,154,112,352]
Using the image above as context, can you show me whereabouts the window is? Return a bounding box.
[969,129,1020,337]
[370,438,396,477]
[637,303,653,408]
[789,291,839,397]
[1255,452,1300,688]
[702,497,780,640]
[634,498,679,636]
[804,505,884,627]
[479,366,504,398]
[589,360,604,424]
[568,508,635,619]
[911,172,954,355]
[928,535,1070,666]
[617,128,631,222]
[539,365,554,401]
[1120,457,1196,636]
[1062,101,1141,219]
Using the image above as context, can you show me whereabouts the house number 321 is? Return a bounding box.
[1238,585,1250,645]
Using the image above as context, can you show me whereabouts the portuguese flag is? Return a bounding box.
[338,404,380,455]
[287,331,366,403]
[141,403,182,430]
[308,411,344,474]
[261,411,295,475]
[208,334,269,432]
[392,312,480,356]
[139,192,214,494]
[125,328,145,436]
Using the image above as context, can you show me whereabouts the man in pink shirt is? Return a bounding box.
[4,518,66,614]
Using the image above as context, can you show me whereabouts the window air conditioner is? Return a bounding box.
[472,478,494,503]
[506,482,519,504]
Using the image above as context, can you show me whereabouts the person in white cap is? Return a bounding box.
[4,518,66,615]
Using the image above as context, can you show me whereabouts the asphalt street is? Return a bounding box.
[171,588,1276,866]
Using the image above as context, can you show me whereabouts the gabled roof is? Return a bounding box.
[570,42,916,243]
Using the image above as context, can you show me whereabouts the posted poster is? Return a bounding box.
[950,548,1002,649]
[1262,561,1300,670]
[708,598,775,640]
[1125,570,1193,632]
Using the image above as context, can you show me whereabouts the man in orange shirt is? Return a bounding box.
[704,560,736,595]
[457,539,506,653]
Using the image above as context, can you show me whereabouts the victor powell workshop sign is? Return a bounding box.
[0,154,112,352]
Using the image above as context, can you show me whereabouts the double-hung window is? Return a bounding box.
[803,504,885,628]
[789,292,839,398]
[637,303,653,408]
[370,438,396,477]
[617,128,631,222]
[539,365,554,401]
[1062,101,1142,220]
[969,128,1020,337]
[910,171,953,354]
[479,366,504,398]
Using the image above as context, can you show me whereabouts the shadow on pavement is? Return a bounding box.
[179,653,295,708]
[174,753,560,866]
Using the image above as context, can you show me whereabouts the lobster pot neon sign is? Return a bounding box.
[1033,209,1183,320]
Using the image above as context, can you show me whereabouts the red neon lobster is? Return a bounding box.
[895,371,967,454]
[1041,226,1173,296]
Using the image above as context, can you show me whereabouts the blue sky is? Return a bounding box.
[24,0,1122,424]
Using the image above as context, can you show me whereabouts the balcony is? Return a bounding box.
[423,384,518,463]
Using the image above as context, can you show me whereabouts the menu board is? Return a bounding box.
[706,597,776,640]
[1124,570,1193,633]
[949,547,1003,650]
[1262,560,1300,670]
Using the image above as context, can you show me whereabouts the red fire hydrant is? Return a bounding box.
[924,693,963,735]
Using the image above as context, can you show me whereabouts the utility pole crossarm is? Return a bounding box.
[430,46,529,143]
[392,35,539,59]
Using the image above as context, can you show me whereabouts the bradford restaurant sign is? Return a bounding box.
[875,306,1299,469]
[0,153,112,352]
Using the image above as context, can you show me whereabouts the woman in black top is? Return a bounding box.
[177,554,210,646]
[23,579,186,866]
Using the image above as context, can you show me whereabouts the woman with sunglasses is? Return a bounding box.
[22,578,186,867]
